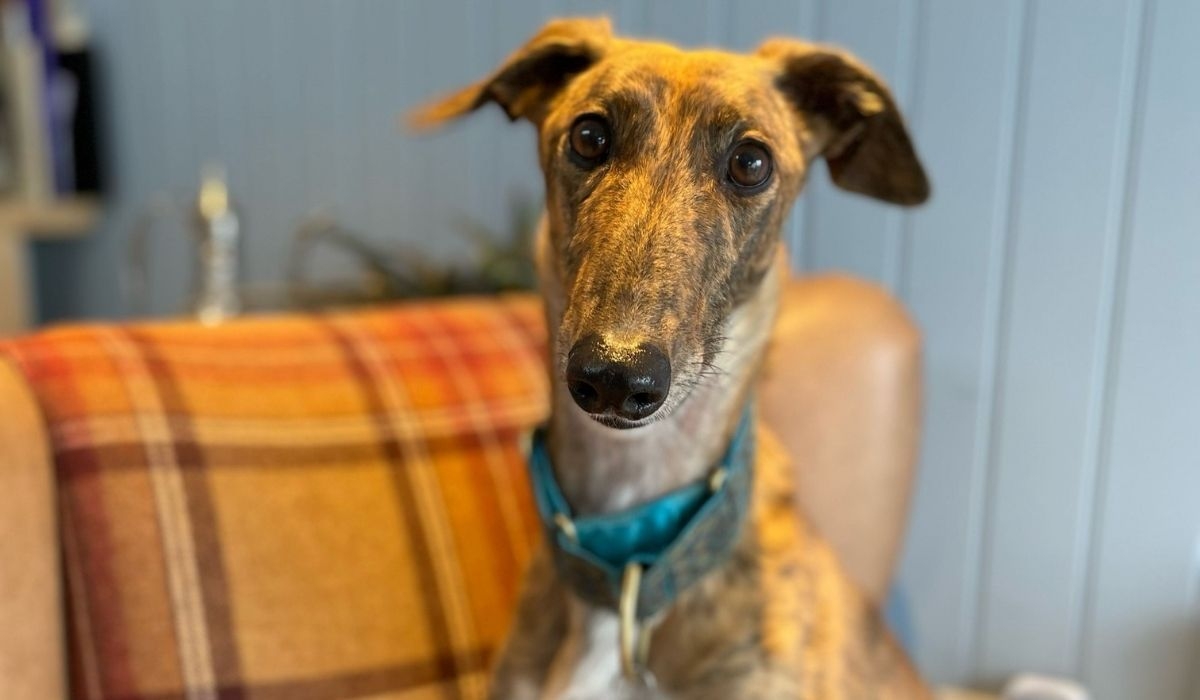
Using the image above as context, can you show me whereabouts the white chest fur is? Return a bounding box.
[540,600,649,700]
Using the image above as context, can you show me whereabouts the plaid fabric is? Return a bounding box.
[0,295,550,700]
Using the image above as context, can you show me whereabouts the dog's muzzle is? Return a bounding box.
[565,333,671,425]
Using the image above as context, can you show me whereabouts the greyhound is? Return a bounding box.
[414,17,932,699]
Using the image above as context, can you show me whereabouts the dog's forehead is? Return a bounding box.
[606,41,766,86]
[561,41,787,124]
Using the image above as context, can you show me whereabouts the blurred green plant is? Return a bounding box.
[285,194,539,310]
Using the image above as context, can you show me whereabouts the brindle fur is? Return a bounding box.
[414,17,932,699]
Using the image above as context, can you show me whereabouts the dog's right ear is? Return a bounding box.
[409,17,611,129]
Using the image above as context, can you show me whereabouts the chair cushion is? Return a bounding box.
[1,295,548,699]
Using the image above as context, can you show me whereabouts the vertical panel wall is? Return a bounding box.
[897,0,1025,684]
[1081,0,1200,697]
[45,2,1200,697]
[975,0,1145,680]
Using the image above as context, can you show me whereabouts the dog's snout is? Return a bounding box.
[566,334,671,423]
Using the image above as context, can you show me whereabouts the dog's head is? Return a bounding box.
[414,18,928,429]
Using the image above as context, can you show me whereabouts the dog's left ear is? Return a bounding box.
[410,17,612,129]
[759,39,930,205]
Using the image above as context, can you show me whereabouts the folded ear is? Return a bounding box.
[409,17,612,129]
[758,39,930,205]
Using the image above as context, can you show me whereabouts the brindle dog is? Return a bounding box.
[415,17,932,699]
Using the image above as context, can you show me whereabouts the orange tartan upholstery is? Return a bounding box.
[0,295,550,699]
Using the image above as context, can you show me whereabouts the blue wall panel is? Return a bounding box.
[894,0,1024,684]
[1081,0,1200,697]
[976,0,1144,681]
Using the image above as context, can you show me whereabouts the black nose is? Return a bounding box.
[566,334,671,422]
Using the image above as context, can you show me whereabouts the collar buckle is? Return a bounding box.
[707,466,729,492]
[553,513,579,542]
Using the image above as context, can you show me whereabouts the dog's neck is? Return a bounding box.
[536,219,785,516]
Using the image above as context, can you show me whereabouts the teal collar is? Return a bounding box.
[528,407,755,621]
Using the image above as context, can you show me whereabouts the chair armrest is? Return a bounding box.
[0,358,66,699]
[760,274,923,603]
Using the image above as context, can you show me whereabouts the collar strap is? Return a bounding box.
[527,406,755,622]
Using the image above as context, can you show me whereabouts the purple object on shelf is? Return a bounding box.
[23,0,70,194]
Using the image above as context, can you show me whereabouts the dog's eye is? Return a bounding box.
[728,141,773,190]
[569,116,611,165]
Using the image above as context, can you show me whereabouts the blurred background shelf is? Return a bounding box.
[0,197,100,335]
[0,196,100,238]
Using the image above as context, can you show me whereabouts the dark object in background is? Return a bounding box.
[51,1,103,194]
[54,26,102,193]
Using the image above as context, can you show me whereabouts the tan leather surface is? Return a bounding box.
[760,274,923,603]
[0,358,66,699]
